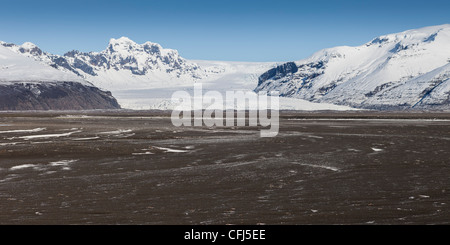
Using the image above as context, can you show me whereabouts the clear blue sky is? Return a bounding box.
[1,0,449,62]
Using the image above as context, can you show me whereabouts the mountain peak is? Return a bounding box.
[367,24,450,46]
[107,37,141,54]
[109,36,135,44]
[21,42,38,49]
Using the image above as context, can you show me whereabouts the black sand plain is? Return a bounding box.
[0,110,449,224]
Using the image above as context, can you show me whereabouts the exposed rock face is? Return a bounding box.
[258,62,298,87]
[0,82,121,110]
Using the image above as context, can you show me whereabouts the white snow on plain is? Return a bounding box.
[30,141,54,144]
[0,128,46,134]
[98,129,132,135]
[0,142,20,146]
[293,162,339,172]
[132,152,154,155]
[72,137,100,141]
[49,159,77,171]
[19,130,81,140]
[56,115,90,119]
[0,175,20,183]
[10,164,38,171]
[49,160,78,167]
[153,146,189,153]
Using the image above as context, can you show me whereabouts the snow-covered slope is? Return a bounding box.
[256,24,450,110]
[0,45,120,110]
[0,44,85,84]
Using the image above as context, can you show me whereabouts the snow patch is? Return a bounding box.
[371,148,384,152]
[293,162,339,172]
[0,128,46,134]
[98,129,132,135]
[0,142,20,146]
[132,152,154,155]
[72,137,100,141]
[153,146,189,153]
[49,160,78,167]
[19,130,81,140]
[10,164,38,171]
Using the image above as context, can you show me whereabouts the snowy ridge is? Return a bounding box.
[256,24,450,109]
[0,45,86,84]
[2,37,224,91]
[62,37,214,90]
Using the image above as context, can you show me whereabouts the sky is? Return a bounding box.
[1,0,450,62]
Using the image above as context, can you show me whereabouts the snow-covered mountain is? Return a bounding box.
[255,24,450,110]
[2,37,223,91]
[4,25,450,110]
[3,38,356,110]
[1,36,359,111]
[0,45,120,110]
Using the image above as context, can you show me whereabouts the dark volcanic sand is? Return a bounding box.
[0,111,449,224]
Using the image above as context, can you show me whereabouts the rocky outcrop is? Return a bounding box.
[0,82,121,110]
[257,62,298,87]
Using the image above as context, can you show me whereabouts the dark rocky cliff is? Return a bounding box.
[0,82,121,110]
[257,62,298,87]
